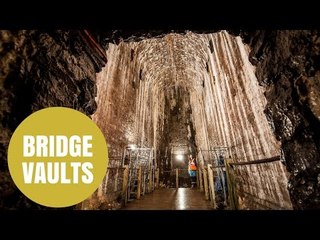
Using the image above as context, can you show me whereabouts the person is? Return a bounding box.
[188,154,197,188]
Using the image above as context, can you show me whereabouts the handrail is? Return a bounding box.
[225,155,281,210]
[206,156,280,169]
[198,154,282,210]
[229,156,280,166]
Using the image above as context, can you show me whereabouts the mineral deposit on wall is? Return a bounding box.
[93,31,292,209]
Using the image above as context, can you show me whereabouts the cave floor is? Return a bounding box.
[122,188,213,210]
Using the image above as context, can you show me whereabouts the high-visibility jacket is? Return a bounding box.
[189,162,197,171]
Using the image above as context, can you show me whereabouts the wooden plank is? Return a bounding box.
[114,168,119,192]
[225,159,239,210]
[203,167,209,200]
[98,169,109,197]
[150,167,154,192]
[176,168,179,189]
[199,167,203,191]
[196,168,199,188]
[152,167,155,191]
[155,168,160,189]
[142,171,146,195]
[207,165,212,202]
[122,165,129,206]
[207,164,216,209]
[150,149,154,192]
[137,167,142,200]
[148,166,152,193]
[97,183,103,197]
[146,171,149,194]
[97,169,108,197]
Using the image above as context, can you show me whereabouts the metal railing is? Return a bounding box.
[198,147,282,210]
[229,156,280,166]
[226,155,281,210]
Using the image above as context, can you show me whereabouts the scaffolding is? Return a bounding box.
[122,147,155,202]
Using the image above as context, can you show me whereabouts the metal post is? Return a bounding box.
[203,167,209,200]
[137,166,142,200]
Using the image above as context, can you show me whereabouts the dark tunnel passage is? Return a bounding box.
[1,30,320,210]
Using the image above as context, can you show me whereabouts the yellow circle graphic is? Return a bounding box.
[8,107,108,208]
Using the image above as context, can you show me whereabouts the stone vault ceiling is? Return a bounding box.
[130,31,209,92]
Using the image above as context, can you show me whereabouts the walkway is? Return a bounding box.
[122,188,213,210]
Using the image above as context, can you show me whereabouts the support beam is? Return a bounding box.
[114,168,119,192]
[207,164,216,208]
[203,167,209,200]
[225,159,239,210]
[101,169,109,196]
[155,168,160,188]
[122,165,129,205]
[151,167,155,191]
[176,168,179,189]
[142,171,146,195]
[148,166,152,193]
[137,167,142,200]
[199,167,203,191]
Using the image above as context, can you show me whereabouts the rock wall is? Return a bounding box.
[0,30,105,209]
[241,30,320,209]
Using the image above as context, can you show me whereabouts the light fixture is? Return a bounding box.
[128,144,137,150]
[176,154,184,161]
